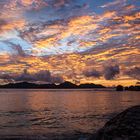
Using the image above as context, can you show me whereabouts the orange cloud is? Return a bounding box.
[0,1,140,86]
[0,19,26,32]
[35,37,59,48]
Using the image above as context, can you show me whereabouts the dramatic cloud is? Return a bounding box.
[0,0,139,86]
[124,67,140,80]
[0,69,63,83]
[83,69,101,78]
[15,69,52,82]
[84,65,121,80]
[104,65,120,80]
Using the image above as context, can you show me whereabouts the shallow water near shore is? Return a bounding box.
[0,89,139,139]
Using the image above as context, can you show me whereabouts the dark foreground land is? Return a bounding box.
[0,106,139,140]
[90,105,140,140]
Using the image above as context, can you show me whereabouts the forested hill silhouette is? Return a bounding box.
[0,81,105,89]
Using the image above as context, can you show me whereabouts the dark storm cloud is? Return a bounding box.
[104,65,120,80]
[83,65,120,80]
[15,69,51,82]
[51,76,64,83]
[124,67,140,80]
[14,69,63,83]
[0,69,60,83]
[83,69,101,78]
[0,73,12,80]
[0,70,53,83]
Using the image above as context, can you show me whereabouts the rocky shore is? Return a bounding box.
[90,105,140,140]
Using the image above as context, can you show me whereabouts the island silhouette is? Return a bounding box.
[0,81,105,89]
[0,81,139,91]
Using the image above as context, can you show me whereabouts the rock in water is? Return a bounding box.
[90,106,140,140]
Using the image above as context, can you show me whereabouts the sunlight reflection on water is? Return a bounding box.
[0,90,139,139]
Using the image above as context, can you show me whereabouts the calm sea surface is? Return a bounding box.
[0,89,139,139]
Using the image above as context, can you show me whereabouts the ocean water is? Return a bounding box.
[0,89,139,139]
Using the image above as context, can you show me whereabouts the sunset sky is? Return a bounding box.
[0,0,140,86]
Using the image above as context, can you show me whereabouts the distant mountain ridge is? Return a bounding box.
[0,81,105,89]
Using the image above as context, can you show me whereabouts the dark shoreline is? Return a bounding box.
[0,88,115,91]
[0,82,140,91]
[90,105,140,140]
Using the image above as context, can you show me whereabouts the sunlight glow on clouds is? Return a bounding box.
[0,0,140,86]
